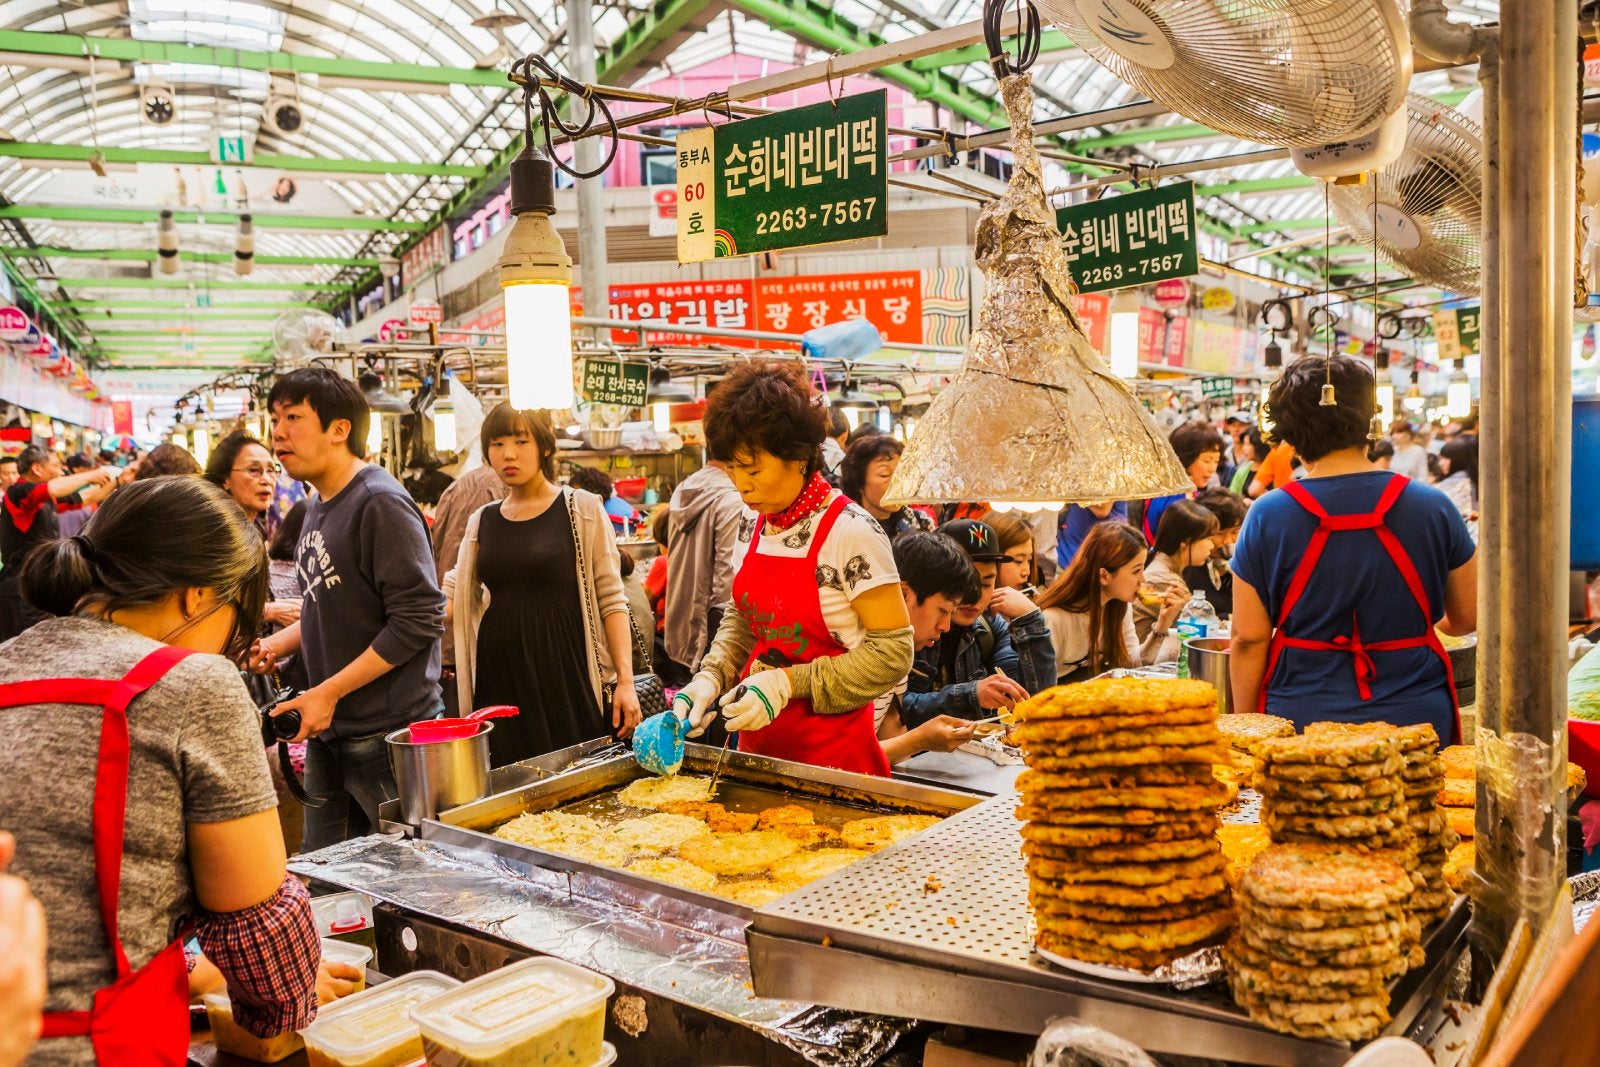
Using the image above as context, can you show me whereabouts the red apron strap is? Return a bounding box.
[0,678,115,709]
[91,645,197,979]
[804,496,850,566]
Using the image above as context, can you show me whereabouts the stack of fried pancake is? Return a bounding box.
[1253,727,1424,969]
[1224,843,1416,1041]
[1301,722,1458,929]
[1012,678,1234,971]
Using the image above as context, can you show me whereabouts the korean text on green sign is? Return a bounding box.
[1433,306,1479,362]
[581,359,649,407]
[676,91,888,264]
[1199,377,1234,399]
[1054,181,1199,295]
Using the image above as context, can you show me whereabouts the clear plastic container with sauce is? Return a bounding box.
[302,970,461,1067]
[411,958,615,1067]
[203,993,304,1063]
[313,892,378,952]
[321,937,375,994]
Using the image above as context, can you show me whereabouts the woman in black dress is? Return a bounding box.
[445,405,641,766]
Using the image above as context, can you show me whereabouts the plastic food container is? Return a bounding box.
[302,970,461,1067]
[312,892,377,951]
[203,993,304,1063]
[412,958,614,1067]
[321,937,375,994]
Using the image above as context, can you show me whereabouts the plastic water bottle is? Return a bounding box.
[1174,591,1218,678]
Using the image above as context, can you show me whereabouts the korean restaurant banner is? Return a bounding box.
[1137,307,1166,364]
[753,271,920,344]
[1073,292,1110,353]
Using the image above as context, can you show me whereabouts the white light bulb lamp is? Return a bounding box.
[1109,312,1140,378]
[498,144,574,411]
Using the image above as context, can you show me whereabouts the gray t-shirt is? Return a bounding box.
[0,615,276,1067]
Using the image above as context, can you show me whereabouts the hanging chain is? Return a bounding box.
[1321,182,1336,405]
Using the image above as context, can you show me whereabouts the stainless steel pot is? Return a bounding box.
[1185,637,1232,714]
[386,722,493,825]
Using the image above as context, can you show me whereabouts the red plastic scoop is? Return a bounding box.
[408,705,519,744]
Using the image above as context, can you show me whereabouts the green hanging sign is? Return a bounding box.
[1054,181,1200,294]
[1198,376,1234,399]
[676,91,889,264]
[1455,306,1480,355]
[580,358,649,407]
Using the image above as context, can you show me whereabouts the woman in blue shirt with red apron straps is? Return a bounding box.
[668,361,916,776]
[1230,356,1477,743]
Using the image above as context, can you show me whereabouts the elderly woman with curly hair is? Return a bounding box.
[669,361,915,776]
[1229,355,1476,743]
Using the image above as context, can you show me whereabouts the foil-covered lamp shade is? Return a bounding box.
[883,74,1190,509]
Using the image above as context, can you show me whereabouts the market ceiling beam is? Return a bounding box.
[72,309,301,321]
[0,143,487,180]
[51,299,321,311]
[10,247,379,268]
[0,29,510,88]
[1236,216,1333,236]
[50,277,338,292]
[0,205,422,233]
[904,30,1075,70]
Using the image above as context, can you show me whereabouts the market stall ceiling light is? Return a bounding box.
[129,0,286,51]
[133,62,272,95]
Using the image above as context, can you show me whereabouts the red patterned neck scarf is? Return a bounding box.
[764,471,831,531]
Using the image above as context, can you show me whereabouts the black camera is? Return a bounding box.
[259,687,302,747]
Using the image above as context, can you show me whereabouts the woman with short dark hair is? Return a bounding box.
[133,442,201,480]
[444,403,640,764]
[670,361,914,776]
[840,434,935,540]
[1230,356,1476,741]
[1138,420,1224,542]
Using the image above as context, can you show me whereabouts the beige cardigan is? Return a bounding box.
[443,487,628,715]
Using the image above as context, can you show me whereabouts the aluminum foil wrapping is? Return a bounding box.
[884,73,1191,508]
[1473,726,1567,945]
[290,834,911,1066]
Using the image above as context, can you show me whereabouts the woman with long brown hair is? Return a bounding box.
[1036,522,1184,683]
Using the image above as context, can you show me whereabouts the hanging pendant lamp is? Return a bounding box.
[884,73,1189,509]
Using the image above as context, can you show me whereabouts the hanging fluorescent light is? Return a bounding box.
[433,408,456,451]
[1376,383,1395,425]
[498,143,573,410]
[189,425,210,465]
[367,416,383,455]
[651,402,671,433]
[234,213,254,276]
[1109,312,1140,378]
[841,407,861,431]
[1446,377,1472,419]
[875,405,892,433]
[156,209,179,275]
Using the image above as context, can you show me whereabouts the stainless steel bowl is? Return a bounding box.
[1185,637,1232,714]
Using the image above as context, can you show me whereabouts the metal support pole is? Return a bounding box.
[1475,42,1501,754]
[566,0,609,343]
[1479,0,1575,944]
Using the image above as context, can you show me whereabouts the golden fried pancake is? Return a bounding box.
[678,831,800,875]
[1241,916,1415,952]
[1261,809,1402,839]
[1019,781,1232,812]
[1270,828,1416,852]
[1239,843,1414,910]
[1224,939,1408,986]
[609,813,713,853]
[1021,818,1218,848]
[625,856,717,892]
[1011,721,1222,752]
[1017,805,1197,826]
[1239,900,1401,931]
[1439,745,1475,780]
[1259,775,1399,801]
[1411,888,1455,911]
[1445,808,1474,840]
[1028,873,1228,907]
[1436,779,1476,808]
[1260,792,1402,817]
[659,800,726,821]
[1407,809,1448,837]
[1016,678,1219,720]
[618,775,715,809]
[1216,713,1295,749]
[1024,851,1224,886]
[770,848,870,885]
[715,878,797,907]
[772,823,840,847]
[1011,707,1216,739]
[1024,745,1231,769]
[707,810,760,834]
[1235,930,1406,969]
[1255,731,1401,767]
[1034,931,1194,971]
[1028,892,1232,922]
[1016,768,1214,793]
[493,810,602,848]
[1400,759,1443,782]
[756,804,813,829]
[1033,908,1234,952]
[1023,837,1216,865]
[1258,756,1403,782]
[839,814,941,851]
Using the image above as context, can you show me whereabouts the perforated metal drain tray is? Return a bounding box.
[747,792,1471,1067]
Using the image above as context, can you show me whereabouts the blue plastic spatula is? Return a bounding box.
[632,711,687,776]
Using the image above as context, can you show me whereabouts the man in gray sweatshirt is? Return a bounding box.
[665,456,749,671]
[254,368,444,850]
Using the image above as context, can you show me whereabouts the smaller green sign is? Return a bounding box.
[1055,181,1199,295]
[677,91,888,264]
[1199,377,1234,399]
[581,358,649,407]
[215,135,249,164]
[1455,306,1480,355]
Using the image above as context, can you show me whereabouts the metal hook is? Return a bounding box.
[825,53,842,109]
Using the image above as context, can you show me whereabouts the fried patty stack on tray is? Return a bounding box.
[1224,843,1415,1041]
[1012,678,1235,971]
[1252,726,1424,970]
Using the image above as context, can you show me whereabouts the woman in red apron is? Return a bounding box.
[0,477,321,1066]
[670,361,916,776]
[1229,356,1477,743]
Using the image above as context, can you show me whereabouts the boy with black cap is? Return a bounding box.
[900,518,1055,724]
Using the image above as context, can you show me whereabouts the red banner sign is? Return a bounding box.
[1137,307,1166,364]
[111,400,133,435]
[0,306,27,341]
[753,272,921,344]
[1163,314,1189,367]
[1073,292,1110,352]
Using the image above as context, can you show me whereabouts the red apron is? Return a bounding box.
[1258,474,1460,743]
[4,644,197,1065]
[731,496,892,777]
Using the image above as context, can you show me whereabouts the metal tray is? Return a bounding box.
[421,742,980,921]
[747,791,1472,1067]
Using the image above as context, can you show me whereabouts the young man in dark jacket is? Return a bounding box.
[252,369,445,850]
[900,519,1055,726]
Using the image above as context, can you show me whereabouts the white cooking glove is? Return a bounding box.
[718,668,793,733]
[671,672,723,738]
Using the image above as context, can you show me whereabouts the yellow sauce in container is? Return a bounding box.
[203,993,304,1063]
[302,970,460,1067]
[411,958,613,1067]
